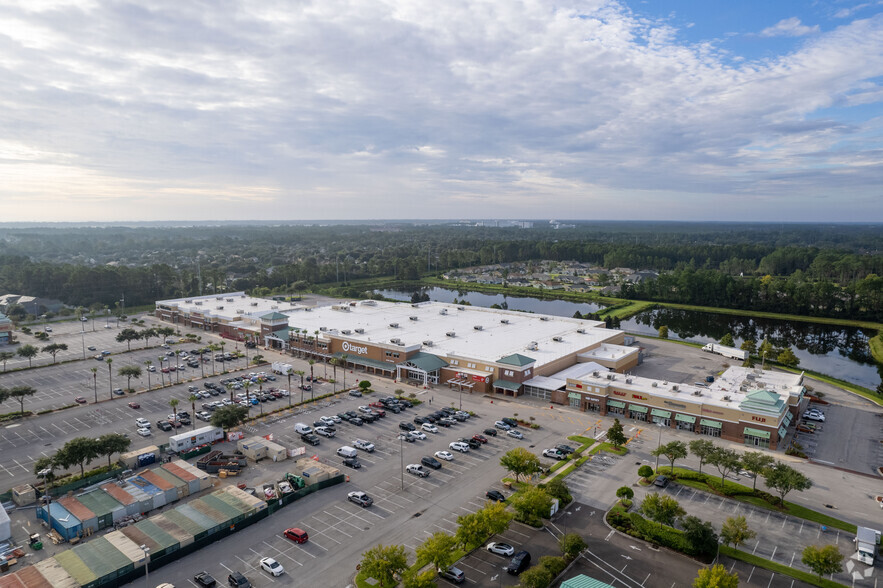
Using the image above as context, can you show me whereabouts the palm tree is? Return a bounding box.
[242,381,253,412]
[158,356,166,387]
[219,342,226,371]
[188,394,198,430]
[258,384,264,417]
[144,360,152,390]
[308,359,316,386]
[208,343,219,375]
[90,367,98,403]
[286,372,293,408]
[225,381,235,404]
[294,370,305,404]
[175,351,182,384]
[340,353,349,394]
[331,358,338,388]
[199,349,206,379]
[106,358,113,399]
[169,398,179,424]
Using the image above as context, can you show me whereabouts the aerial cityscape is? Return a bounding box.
[0,1,882,588]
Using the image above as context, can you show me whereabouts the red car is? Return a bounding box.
[161,367,170,373]
[472,434,488,444]
[127,402,140,409]
[369,401,385,408]
[168,419,182,428]
[74,396,87,404]
[284,527,309,544]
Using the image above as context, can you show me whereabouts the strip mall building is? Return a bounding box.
[156,293,804,449]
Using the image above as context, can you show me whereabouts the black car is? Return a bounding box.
[414,416,430,425]
[156,420,173,431]
[555,444,576,455]
[399,421,416,431]
[459,437,481,449]
[505,551,531,575]
[483,428,498,437]
[301,433,320,446]
[421,456,442,470]
[387,405,401,414]
[486,490,506,502]
[194,571,217,587]
[178,416,192,426]
[436,418,452,427]
[360,413,377,423]
[430,411,447,420]
[397,399,413,408]
[441,407,456,415]
[228,572,252,587]
[178,411,190,418]
[501,417,518,427]
[342,457,362,469]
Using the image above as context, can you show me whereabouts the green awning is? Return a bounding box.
[492,379,521,392]
[778,426,787,439]
[675,414,696,424]
[650,409,671,418]
[699,419,722,429]
[335,353,395,372]
[607,400,625,409]
[568,392,582,400]
[402,351,448,373]
[743,427,770,439]
[628,404,648,413]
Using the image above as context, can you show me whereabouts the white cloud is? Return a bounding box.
[759,17,821,38]
[0,0,880,222]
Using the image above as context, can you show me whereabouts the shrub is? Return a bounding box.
[638,465,654,480]
[538,555,567,577]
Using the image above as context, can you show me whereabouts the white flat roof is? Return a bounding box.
[157,292,304,322]
[285,300,620,368]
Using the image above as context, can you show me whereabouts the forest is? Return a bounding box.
[0,222,880,322]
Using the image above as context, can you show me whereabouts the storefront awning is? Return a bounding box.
[567,392,582,400]
[743,427,770,439]
[402,352,448,373]
[778,426,787,439]
[650,409,671,418]
[493,379,521,392]
[699,419,722,429]
[628,404,648,413]
[334,353,395,372]
[607,400,626,409]
[675,414,696,424]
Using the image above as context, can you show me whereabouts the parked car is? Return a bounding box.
[406,464,429,477]
[421,456,442,470]
[227,572,251,587]
[494,420,511,430]
[135,418,150,428]
[434,450,454,461]
[486,490,506,502]
[113,388,125,396]
[487,542,515,556]
[194,571,217,587]
[399,422,416,431]
[483,427,498,436]
[74,396,87,404]
[505,551,531,575]
[654,475,669,488]
[348,390,362,397]
[283,527,308,543]
[315,426,336,438]
[507,430,524,439]
[156,420,173,431]
[259,557,284,576]
[472,434,488,444]
[136,428,151,437]
[422,423,438,434]
[438,417,456,427]
[438,566,465,584]
[397,433,416,443]
[543,449,566,460]
[449,441,469,453]
[501,417,519,427]
[342,457,361,469]
[354,439,375,452]
[555,444,576,454]
[408,430,427,441]
[413,416,430,425]
[459,437,481,449]
[301,433,320,446]
[348,491,373,507]
[320,416,337,426]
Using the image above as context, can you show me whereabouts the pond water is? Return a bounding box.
[378,287,882,389]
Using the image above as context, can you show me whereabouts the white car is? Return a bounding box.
[421,423,438,433]
[259,557,285,576]
[354,439,375,452]
[494,420,511,430]
[803,411,825,422]
[315,426,336,438]
[406,464,429,477]
[320,416,337,426]
[146,365,156,372]
[507,430,524,440]
[434,450,454,461]
[135,418,150,428]
[486,541,515,556]
[358,406,373,414]
[543,449,566,460]
[408,430,426,441]
[136,428,151,437]
[449,441,469,453]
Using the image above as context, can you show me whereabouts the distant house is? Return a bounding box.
[0,294,65,315]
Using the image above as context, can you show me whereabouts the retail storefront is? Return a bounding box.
[699,419,722,437]
[650,408,671,427]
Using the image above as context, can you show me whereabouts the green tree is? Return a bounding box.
[33,455,58,489]
[681,516,718,556]
[358,380,371,392]
[57,437,100,477]
[401,569,436,588]
[802,544,843,582]
[499,447,542,483]
[640,493,685,526]
[189,393,198,427]
[777,347,799,367]
[656,440,688,474]
[97,433,131,467]
[210,405,249,433]
[707,447,741,488]
[739,451,774,490]
[740,338,757,356]
[359,544,408,588]
[518,565,553,588]
[118,365,142,391]
[689,440,716,474]
[658,325,669,339]
[416,532,457,572]
[140,327,158,348]
[764,462,812,505]
[169,397,179,422]
[41,342,68,363]
[456,501,513,550]
[105,357,113,398]
[720,515,756,549]
[560,533,587,561]
[638,465,654,481]
[16,344,38,367]
[510,485,553,526]
[8,385,36,416]
[616,486,634,502]
[693,564,739,588]
[719,333,735,347]
[0,351,14,371]
[544,477,572,506]
[607,418,627,449]
[759,339,775,363]
[116,328,142,351]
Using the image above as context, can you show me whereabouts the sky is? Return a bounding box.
[1,0,883,223]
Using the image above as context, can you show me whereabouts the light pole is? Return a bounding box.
[140,544,150,587]
[654,421,664,471]
[400,433,404,490]
[81,330,86,360]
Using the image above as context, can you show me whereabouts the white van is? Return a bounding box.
[337,446,358,459]
[294,422,313,435]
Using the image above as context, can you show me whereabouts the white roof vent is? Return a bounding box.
[185,299,192,303]
[236,309,245,314]
[552,336,563,342]
[577,328,585,334]
[320,326,328,332]
[473,325,483,331]
[423,340,433,347]
[457,306,465,311]
[593,371,599,377]
[251,302,258,306]
[341,329,351,335]
[446,331,456,337]
[540,316,550,321]
[409,316,418,321]
[389,322,399,328]
[354,328,365,334]
[625,378,632,384]
[216,306,224,310]
[722,395,731,401]
[692,390,701,396]
[651,382,658,387]
[500,319,509,324]
[390,338,401,344]
[194,301,201,305]
[226,298,234,302]
[439,309,448,315]
[606,373,614,380]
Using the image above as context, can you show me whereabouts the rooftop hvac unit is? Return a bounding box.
[185,299,193,303]
[606,374,614,380]
[355,328,365,334]
[722,395,731,401]
[271,305,278,309]
[227,298,234,302]
[411,303,419,308]
[577,328,586,334]
[304,307,312,311]
[446,331,456,337]
[593,371,599,377]
[500,319,509,324]
[671,385,679,391]
[625,378,632,384]
[217,296,224,300]
[540,316,550,321]
[527,343,538,351]
[251,302,258,306]
[216,306,224,310]
[341,329,351,335]
[692,390,701,396]
[320,326,328,331]
[193,301,201,305]
[439,309,448,315]
[663,381,668,385]
[390,338,401,344]
[409,316,418,321]
[552,336,563,342]
[236,309,245,314]
[746,373,755,380]
[651,382,658,387]
[423,340,433,347]
[457,306,465,311]
[360,300,377,306]
[474,325,483,331]
[389,322,399,328]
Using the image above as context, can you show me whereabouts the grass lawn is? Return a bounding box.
[870,334,883,365]
[719,545,849,588]
[666,467,856,533]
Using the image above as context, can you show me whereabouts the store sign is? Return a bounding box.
[751,416,767,423]
[472,375,489,383]
[613,391,627,397]
[663,400,687,409]
[341,341,368,355]
[631,394,647,400]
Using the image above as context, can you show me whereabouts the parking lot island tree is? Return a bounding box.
[97,433,131,467]
[118,365,142,392]
[9,385,36,417]
[658,325,669,339]
[16,344,38,367]
[720,515,756,549]
[158,356,166,387]
[210,405,249,434]
[510,485,553,527]
[144,360,152,390]
[358,543,408,588]
[358,380,371,393]
[689,440,716,475]
[116,328,141,351]
[719,333,735,347]
[416,532,457,573]
[140,327,157,349]
[802,544,844,582]
[616,486,634,504]
[681,516,719,556]
[518,565,553,588]
[499,447,542,483]
[764,462,812,506]
[637,465,654,482]
[401,569,436,588]
[0,351,13,372]
[560,533,588,561]
[105,357,113,398]
[455,501,513,550]
[707,447,741,489]
[56,437,100,477]
[692,564,739,588]
[640,493,686,527]
[189,394,198,429]
[654,440,688,474]
[739,451,775,490]
[41,342,68,364]
[543,477,573,506]
[90,367,98,403]
[607,418,627,449]
[169,398,179,423]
